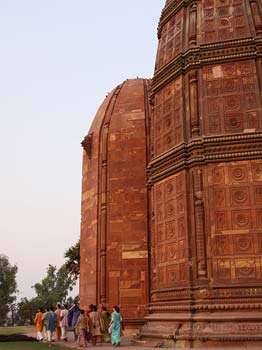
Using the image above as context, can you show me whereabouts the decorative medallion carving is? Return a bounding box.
[202,60,262,136]
[208,161,262,284]
[153,77,183,156]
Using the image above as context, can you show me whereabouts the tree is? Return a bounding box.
[15,242,80,325]
[16,264,78,325]
[64,239,80,281]
[16,297,38,325]
[32,264,76,307]
[0,255,18,326]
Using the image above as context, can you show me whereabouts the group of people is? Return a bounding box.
[34,303,123,348]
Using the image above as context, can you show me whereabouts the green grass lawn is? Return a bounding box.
[0,342,69,349]
[0,327,72,349]
[0,326,34,335]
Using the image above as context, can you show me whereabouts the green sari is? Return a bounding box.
[111,311,121,345]
[101,311,110,342]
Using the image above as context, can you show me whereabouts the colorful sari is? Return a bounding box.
[110,311,122,345]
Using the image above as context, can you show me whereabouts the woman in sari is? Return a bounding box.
[109,306,122,346]
[101,306,110,342]
[89,305,103,346]
[75,309,88,348]
[68,303,81,342]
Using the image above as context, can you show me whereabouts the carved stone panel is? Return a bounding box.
[155,9,184,72]
[200,0,251,44]
[153,171,189,289]
[201,60,262,135]
[154,77,183,156]
[207,160,262,283]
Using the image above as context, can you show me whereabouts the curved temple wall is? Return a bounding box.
[80,79,151,325]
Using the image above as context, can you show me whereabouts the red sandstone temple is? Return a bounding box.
[80,0,262,347]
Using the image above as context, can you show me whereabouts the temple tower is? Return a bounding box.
[141,0,262,347]
[80,79,151,325]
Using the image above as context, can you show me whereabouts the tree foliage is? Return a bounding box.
[0,255,18,325]
[64,239,80,281]
[15,239,80,325]
[32,264,76,307]
[16,297,38,325]
[16,264,78,325]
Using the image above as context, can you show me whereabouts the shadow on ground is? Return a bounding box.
[0,334,36,342]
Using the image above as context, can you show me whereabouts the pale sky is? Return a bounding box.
[0,1,164,299]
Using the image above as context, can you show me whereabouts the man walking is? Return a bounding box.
[44,307,57,348]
